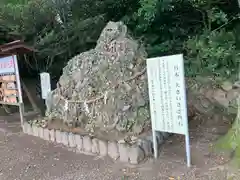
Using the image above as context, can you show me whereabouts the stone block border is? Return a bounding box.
[22,122,168,164]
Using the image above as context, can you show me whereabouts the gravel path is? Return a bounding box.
[0,130,144,180]
[0,115,239,180]
[0,117,145,180]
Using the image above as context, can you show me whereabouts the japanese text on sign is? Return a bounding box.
[147,54,188,135]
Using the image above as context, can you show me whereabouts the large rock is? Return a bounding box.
[45,21,150,135]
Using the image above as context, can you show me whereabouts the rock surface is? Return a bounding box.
[45,21,150,136]
[187,78,239,116]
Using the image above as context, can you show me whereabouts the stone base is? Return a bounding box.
[22,122,168,164]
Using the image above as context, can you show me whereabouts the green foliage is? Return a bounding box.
[210,7,228,25]
[0,0,239,80]
[138,0,159,22]
[185,30,239,78]
[0,0,107,76]
[132,0,239,79]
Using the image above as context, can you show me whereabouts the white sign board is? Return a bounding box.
[40,72,51,99]
[147,54,191,167]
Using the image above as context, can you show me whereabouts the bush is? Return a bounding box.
[184,30,239,79]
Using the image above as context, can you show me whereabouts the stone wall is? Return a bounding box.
[22,122,169,165]
[187,78,239,117]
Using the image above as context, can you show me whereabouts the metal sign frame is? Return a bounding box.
[147,54,191,167]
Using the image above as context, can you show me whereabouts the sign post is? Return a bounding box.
[40,72,51,100]
[147,54,191,167]
[0,55,24,125]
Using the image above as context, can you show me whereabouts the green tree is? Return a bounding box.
[0,0,239,81]
[0,0,107,77]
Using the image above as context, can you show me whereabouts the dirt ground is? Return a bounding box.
[0,109,239,180]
